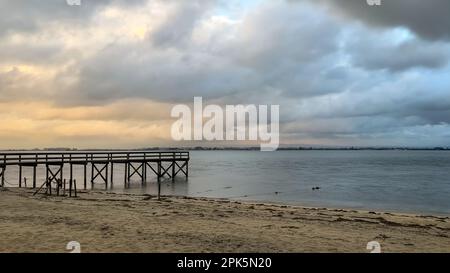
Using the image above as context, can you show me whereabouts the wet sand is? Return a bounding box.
[0,188,449,253]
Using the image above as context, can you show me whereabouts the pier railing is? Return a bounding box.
[0,151,189,165]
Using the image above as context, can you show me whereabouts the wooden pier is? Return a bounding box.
[0,151,189,198]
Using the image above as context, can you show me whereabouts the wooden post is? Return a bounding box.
[124,163,127,187]
[70,164,73,193]
[90,161,94,188]
[144,162,147,183]
[60,162,63,192]
[143,153,147,184]
[33,165,36,188]
[68,155,72,195]
[1,155,5,187]
[126,153,130,185]
[69,178,72,197]
[141,163,144,185]
[19,167,22,187]
[46,165,51,195]
[110,162,114,186]
[24,177,27,188]
[45,165,48,194]
[61,154,64,188]
[74,179,77,197]
[45,154,51,193]
[105,162,109,189]
[1,166,4,187]
[157,161,161,200]
[84,163,87,190]
[18,155,22,187]
[172,153,175,182]
[127,162,130,185]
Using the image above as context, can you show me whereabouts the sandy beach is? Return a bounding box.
[0,187,449,253]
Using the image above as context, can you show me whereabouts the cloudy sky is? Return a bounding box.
[0,0,450,148]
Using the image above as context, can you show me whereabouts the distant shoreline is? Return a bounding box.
[1,147,450,152]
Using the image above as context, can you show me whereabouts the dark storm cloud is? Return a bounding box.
[305,0,450,41]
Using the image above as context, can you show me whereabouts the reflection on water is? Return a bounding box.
[3,150,450,215]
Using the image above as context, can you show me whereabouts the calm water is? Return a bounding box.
[4,150,450,215]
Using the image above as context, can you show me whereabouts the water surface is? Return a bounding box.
[4,150,450,215]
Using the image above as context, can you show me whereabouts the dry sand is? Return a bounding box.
[0,188,449,253]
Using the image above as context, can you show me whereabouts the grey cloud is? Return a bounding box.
[304,0,450,41]
[288,70,450,128]
[151,0,216,48]
[64,1,346,105]
[0,0,147,37]
[228,2,344,97]
[0,41,63,64]
[348,39,450,72]
[282,114,450,147]
[0,68,54,102]
[58,43,258,105]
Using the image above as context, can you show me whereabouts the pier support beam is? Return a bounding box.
[19,165,22,187]
[124,163,128,187]
[46,163,63,195]
[172,160,175,182]
[126,162,144,185]
[160,162,173,180]
[110,162,114,186]
[90,162,109,188]
[157,160,189,182]
[33,165,37,188]
[174,160,188,178]
[158,161,161,200]
[145,162,159,179]
[84,164,87,190]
